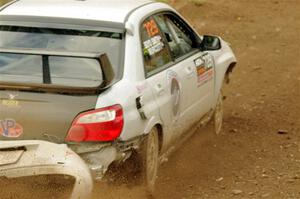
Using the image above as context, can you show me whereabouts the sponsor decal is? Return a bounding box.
[1,99,19,107]
[143,19,164,56]
[1,93,19,107]
[166,70,179,81]
[0,119,23,138]
[196,65,214,86]
[194,55,214,86]
[143,35,164,56]
[143,19,159,37]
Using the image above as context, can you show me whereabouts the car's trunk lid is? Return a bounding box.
[0,91,98,143]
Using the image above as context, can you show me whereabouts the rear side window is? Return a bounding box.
[141,17,172,76]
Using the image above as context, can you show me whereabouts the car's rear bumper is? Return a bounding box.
[68,136,144,181]
[0,140,93,199]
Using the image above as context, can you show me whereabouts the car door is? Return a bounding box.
[140,16,179,147]
[153,13,215,137]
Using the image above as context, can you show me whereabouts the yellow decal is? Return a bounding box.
[1,99,19,107]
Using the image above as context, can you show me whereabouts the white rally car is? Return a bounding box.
[0,0,236,195]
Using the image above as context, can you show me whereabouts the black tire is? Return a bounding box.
[139,127,159,196]
[214,92,223,135]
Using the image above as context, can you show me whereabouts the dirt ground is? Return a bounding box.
[91,0,300,198]
[0,0,299,198]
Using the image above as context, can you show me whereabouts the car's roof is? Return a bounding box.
[0,0,155,23]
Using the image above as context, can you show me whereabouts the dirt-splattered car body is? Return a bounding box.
[0,140,93,199]
[0,0,236,194]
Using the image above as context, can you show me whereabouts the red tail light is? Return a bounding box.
[65,104,123,142]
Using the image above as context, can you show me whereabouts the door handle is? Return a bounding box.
[155,84,165,96]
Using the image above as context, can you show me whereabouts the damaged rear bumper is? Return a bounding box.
[0,140,93,199]
[68,136,143,181]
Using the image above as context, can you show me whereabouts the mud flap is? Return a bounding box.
[0,140,93,199]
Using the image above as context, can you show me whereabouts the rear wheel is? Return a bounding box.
[140,127,159,195]
[214,92,223,135]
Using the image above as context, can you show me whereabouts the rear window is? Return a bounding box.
[0,53,102,87]
[0,25,124,88]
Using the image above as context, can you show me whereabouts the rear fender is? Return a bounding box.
[143,116,162,136]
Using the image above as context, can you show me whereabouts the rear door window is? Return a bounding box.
[141,17,172,76]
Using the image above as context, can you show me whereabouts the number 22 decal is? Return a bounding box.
[143,19,159,37]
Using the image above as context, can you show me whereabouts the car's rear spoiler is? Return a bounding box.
[0,48,115,95]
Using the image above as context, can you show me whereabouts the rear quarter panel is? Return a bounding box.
[95,79,161,141]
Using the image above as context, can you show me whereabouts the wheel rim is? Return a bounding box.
[146,129,159,192]
[214,94,223,135]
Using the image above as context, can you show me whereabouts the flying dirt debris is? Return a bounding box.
[0,0,236,196]
[0,140,93,199]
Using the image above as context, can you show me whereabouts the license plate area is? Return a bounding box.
[0,149,24,166]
